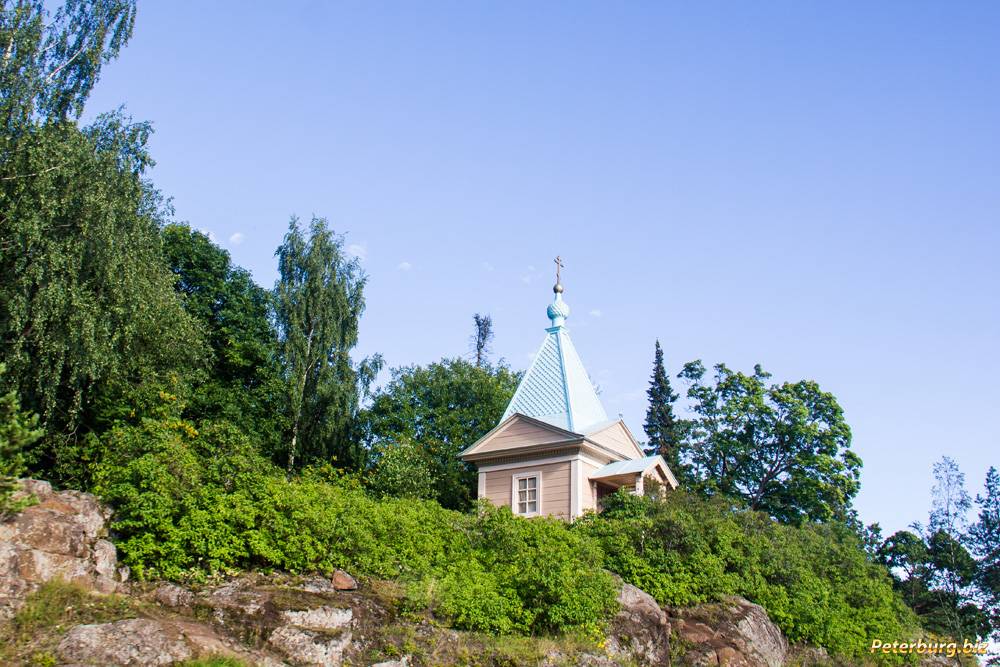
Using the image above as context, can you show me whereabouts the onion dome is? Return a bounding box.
[547,289,570,327]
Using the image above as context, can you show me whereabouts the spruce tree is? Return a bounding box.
[0,366,42,516]
[643,340,683,471]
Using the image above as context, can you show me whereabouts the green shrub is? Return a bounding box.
[365,437,440,501]
[92,416,617,637]
[178,658,250,667]
[92,412,916,654]
[575,490,920,661]
[91,416,271,579]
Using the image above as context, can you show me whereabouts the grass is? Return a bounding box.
[0,580,137,666]
[178,658,251,667]
[358,619,611,667]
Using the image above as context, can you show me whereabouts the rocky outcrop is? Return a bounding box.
[0,479,128,619]
[56,617,280,666]
[161,575,365,666]
[606,583,672,665]
[668,596,789,667]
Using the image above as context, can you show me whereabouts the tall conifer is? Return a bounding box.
[643,340,683,471]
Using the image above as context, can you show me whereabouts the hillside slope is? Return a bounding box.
[0,480,948,667]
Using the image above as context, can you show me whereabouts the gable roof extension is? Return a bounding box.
[500,291,608,433]
[590,455,679,488]
[583,419,646,460]
[459,413,583,460]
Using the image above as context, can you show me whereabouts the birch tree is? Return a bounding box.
[274,217,378,471]
[1,0,135,137]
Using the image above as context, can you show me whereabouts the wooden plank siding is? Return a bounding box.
[472,419,576,456]
[586,421,644,460]
[580,460,600,513]
[482,461,572,520]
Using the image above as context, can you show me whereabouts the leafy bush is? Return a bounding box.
[365,437,440,501]
[92,416,617,636]
[91,406,917,654]
[575,490,920,661]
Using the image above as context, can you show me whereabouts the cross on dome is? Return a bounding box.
[547,255,570,327]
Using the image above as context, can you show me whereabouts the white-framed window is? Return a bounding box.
[511,471,541,517]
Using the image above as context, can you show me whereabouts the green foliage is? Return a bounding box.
[273,216,382,471]
[0,365,42,515]
[877,458,992,642]
[366,437,440,501]
[0,0,135,135]
[91,407,273,580]
[643,340,684,473]
[362,358,520,510]
[161,223,286,453]
[0,1,185,487]
[879,528,989,642]
[971,467,1000,640]
[0,113,207,484]
[91,416,617,636]
[178,658,250,667]
[678,360,861,524]
[576,490,919,661]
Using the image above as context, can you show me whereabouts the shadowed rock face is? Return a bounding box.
[56,617,283,667]
[606,583,672,665]
[667,596,789,667]
[0,480,127,619]
[158,576,363,665]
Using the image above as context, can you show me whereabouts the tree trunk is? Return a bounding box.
[287,325,315,473]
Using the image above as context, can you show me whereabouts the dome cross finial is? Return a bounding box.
[547,255,570,327]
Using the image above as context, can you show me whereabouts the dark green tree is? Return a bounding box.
[0,114,206,482]
[642,340,683,472]
[971,467,1000,641]
[0,1,205,484]
[160,224,285,450]
[362,358,520,510]
[273,216,381,471]
[878,459,991,642]
[879,528,988,641]
[678,360,861,524]
[0,365,42,516]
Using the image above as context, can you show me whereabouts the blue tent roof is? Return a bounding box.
[501,288,608,433]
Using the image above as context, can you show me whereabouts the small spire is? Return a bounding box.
[547,256,570,327]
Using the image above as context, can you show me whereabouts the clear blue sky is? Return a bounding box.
[83,1,999,535]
